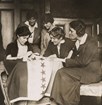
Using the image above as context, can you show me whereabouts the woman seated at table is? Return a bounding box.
[41,27,76,100]
[4,26,33,74]
[51,20,102,105]
[44,26,75,58]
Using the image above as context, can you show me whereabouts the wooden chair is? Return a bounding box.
[0,61,11,105]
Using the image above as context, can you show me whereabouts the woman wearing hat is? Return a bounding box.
[4,26,32,74]
[51,20,102,105]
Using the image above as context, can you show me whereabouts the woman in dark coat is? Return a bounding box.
[51,20,102,105]
[44,27,75,58]
[4,26,32,74]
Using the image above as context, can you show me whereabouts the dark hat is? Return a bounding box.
[16,26,31,36]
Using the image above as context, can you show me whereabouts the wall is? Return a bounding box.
[51,0,102,18]
[0,0,44,49]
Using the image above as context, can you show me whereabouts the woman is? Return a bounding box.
[43,26,75,98]
[44,26,75,58]
[41,13,55,55]
[18,9,41,53]
[4,26,32,74]
[51,20,102,105]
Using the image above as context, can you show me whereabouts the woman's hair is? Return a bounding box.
[69,20,86,37]
[16,26,31,37]
[42,13,54,24]
[49,27,65,39]
[26,9,38,20]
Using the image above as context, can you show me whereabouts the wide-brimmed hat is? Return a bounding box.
[16,26,31,36]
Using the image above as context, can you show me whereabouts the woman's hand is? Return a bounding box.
[22,51,33,61]
[28,53,43,61]
[54,58,66,62]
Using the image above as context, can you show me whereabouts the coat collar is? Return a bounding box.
[77,33,88,45]
[25,21,38,28]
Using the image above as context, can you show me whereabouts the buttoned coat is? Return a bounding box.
[51,35,102,105]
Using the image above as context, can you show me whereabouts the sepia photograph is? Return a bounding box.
[0,0,102,105]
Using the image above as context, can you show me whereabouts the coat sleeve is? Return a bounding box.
[43,41,53,57]
[5,42,18,57]
[65,40,98,67]
[6,44,13,56]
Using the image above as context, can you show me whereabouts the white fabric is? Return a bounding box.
[76,33,88,50]
[75,40,80,50]
[45,60,63,96]
[27,59,63,101]
[80,81,102,96]
[77,33,88,45]
[17,40,28,58]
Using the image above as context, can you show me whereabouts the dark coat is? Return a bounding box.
[64,36,102,83]
[44,38,75,58]
[4,40,32,74]
[5,40,31,57]
[51,35,102,105]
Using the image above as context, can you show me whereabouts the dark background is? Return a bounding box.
[51,0,102,18]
